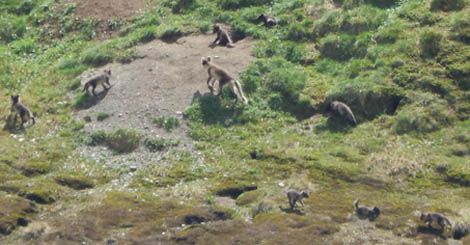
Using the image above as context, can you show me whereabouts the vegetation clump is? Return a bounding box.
[97,112,110,121]
[144,137,180,152]
[419,30,442,58]
[160,26,183,42]
[80,45,114,66]
[86,130,107,146]
[374,23,402,44]
[450,10,470,43]
[106,128,142,153]
[236,190,262,206]
[444,158,470,186]
[430,0,466,11]
[393,93,454,134]
[215,0,273,10]
[72,93,94,109]
[153,116,180,132]
[84,129,142,153]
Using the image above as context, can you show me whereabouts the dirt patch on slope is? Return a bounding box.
[60,0,149,39]
[65,0,148,20]
[75,35,255,173]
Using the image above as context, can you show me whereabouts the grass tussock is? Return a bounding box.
[106,128,142,153]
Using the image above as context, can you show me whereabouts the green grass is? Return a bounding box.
[430,0,466,11]
[144,137,180,152]
[419,29,442,58]
[1,0,470,243]
[86,130,107,146]
[106,128,142,153]
[450,9,470,43]
[153,116,180,132]
[97,112,110,121]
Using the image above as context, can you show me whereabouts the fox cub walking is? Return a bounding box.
[83,69,111,96]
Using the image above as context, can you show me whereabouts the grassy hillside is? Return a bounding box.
[1,0,470,243]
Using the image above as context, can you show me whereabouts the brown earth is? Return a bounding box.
[64,0,149,20]
[59,0,150,39]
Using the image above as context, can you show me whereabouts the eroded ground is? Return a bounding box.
[74,34,255,177]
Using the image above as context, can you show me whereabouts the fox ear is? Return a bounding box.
[207,56,212,62]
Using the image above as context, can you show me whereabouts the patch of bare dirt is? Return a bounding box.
[60,0,149,39]
[75,34,255,173]
[65,0,148,20]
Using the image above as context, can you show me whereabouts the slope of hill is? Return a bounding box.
[1,0,469,243]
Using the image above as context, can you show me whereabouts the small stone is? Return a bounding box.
[176,111,182,115]
[130,166,138,172]
[107,238,116,244]
[278,182,285,187]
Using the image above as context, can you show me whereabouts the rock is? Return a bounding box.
[130,166,138,172]
[452,222,469,240]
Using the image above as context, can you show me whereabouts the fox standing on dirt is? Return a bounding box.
[212,24,235,48]
[83,69,111,96]
[420,212,452,231]
[330,101,357,126]
[10,95,35,126]
[354,199,380,221]
[201,56,248,104]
